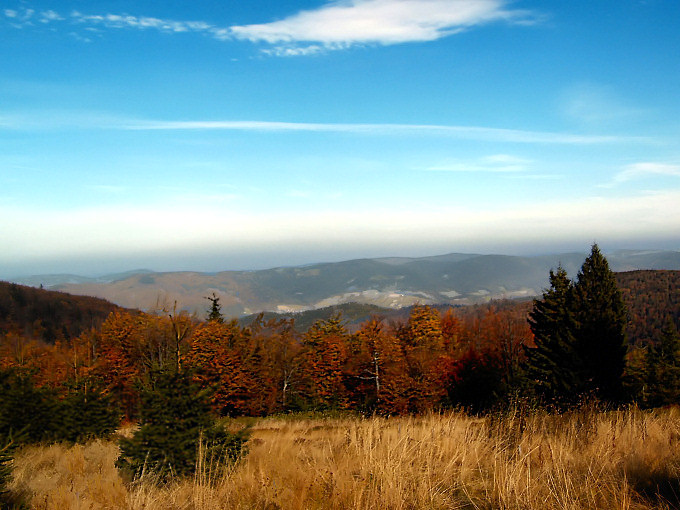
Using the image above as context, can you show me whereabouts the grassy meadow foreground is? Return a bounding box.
[9,408,680,510]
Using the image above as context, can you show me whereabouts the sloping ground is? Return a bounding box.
[0,281,123,343]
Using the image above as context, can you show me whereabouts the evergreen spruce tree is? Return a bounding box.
[116,368,248,481]
[573,244,628,402]
[206,293,224,323]
[644,318,680,407]
[59,381,121,443]
[0,368,59,443]
[525,245,629,406]
[525,266,584,404]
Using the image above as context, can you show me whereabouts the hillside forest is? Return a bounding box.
[0,246,678,422]
[2,244,680,507]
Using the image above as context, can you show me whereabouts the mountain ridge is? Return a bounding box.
[9,249,680,316]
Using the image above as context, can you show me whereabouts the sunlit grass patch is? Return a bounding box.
[9,407,680,509]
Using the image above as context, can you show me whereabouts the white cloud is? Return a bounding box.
[124,119,651,145]
[5,1,537,55]
[262,45,325,57]
[70,11,213,34]
[615,162,680,182]
[230,0,536,50]
[0,111,657,145]
[3,7,34,26]
[0,110,659,146]
[39,10,61,23]
[427,154,531,172]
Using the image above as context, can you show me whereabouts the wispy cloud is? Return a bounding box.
[123,119,652,145]
[426,154,531,172]
[0,112,657,146]
[39,10,62,23]
[559,83,646,125]
[0,110,135,130]
[615,162,680,182]
[262,45,325,57]
[3,7,34,28]
[3,6,216,35]
[3,1,540,55]
[71,11,214,34]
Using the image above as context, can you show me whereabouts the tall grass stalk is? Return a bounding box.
[8,407,680,509]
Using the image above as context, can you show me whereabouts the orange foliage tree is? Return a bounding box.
[396,305,449,412]
[299,315,351,410]
[184,319,252,416]
[350,317,412,413]
[96,310,187,419]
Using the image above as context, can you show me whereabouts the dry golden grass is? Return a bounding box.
[8,407,680,509]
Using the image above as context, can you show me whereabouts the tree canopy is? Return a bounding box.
[525,245,628,405]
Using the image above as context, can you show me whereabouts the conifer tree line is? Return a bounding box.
[1,244,679,486]
[525,244,629,404]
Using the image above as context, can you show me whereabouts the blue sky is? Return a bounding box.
[1,0,679,277]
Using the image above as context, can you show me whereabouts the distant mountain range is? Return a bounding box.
[9,249,680,318]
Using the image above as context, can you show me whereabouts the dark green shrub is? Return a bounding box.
[59,382,121,443]
[116,368,248,481]
[0,369,59,443]
[0,369,120,445]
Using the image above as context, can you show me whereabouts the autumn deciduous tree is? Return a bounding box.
[350,317,406,412]
[397,306,447,412]
[265,317,302,411]
[97,311,147,419]
[240,315,298,414]
[0,331,38,369]
[185,319,252,416]
[300,315,350,410]
[167,303,193,372]
[441,308,463,354]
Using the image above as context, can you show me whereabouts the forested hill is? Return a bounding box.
[1,269,677,346]
[0,281,123,343]
[242,270,680,345]
[616,270,680,345]
[13,249,680,316]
